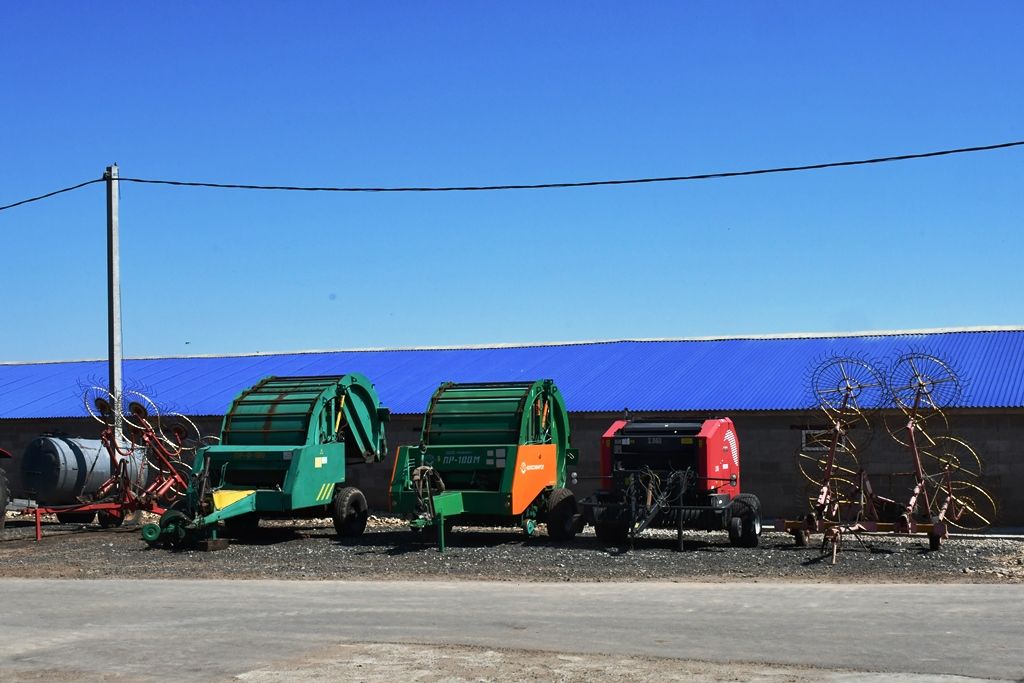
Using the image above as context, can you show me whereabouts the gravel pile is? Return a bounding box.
[2,513,1022,582]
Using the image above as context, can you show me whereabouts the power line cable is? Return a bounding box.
[1,139,1022,212]
[0,178,104,211]
[119,140,1024,192]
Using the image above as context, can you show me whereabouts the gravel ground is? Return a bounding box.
[3,511,1023,582]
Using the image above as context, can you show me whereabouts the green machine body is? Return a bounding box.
[142,374,388,549]
[389,380,579,550]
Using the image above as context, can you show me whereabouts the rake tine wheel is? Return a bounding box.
[122,389,161,433]
[887,353,996,533]
[807,357,886,526]
[84,386,117,427]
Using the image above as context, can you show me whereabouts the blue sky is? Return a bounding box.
[1,4,1022,362]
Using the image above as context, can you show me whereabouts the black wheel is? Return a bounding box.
[546,488,578,541]
[729,493,762,548]
[0,467,8,531]
[793,528,808,547]
[158,509,189,549]
[594,521,629,544]
[222,513,261,539]
[929,534,941,551]
[56,511,97,525]
[97,510,125,528]
[332,486,368,537]
[728,516,743,545]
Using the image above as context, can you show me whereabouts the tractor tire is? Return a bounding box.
[546,488,578,541]
[332,486,369,538]
[594,520,629,545]
[56,511,97,525]
[728,493,762,548]
[223,513,261,539]
[0,467,8,531]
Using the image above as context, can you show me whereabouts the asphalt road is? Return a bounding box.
[1,579,1021,681]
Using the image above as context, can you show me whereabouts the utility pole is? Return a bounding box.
[105,164,123,440]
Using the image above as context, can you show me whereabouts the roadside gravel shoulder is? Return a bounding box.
[2,513,1022,583]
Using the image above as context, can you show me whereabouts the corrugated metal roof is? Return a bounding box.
[1,329,1023,419]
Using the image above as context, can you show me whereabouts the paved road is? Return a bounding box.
[0,579,1021,681]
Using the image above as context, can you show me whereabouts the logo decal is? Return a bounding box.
[724,430,739,468]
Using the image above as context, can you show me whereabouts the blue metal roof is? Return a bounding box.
[1,329,1023,419]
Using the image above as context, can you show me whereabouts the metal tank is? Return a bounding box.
[21,436,141,505]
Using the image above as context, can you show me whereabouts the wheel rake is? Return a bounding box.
[21,387,199,540]
[884,353,996,540]
[778,353,997,561]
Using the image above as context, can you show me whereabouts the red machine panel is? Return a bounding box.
[697,418,740,497]
[599,419,628,490]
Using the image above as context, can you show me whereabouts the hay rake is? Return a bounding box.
[778,353,997,561]
[21,387,209,540]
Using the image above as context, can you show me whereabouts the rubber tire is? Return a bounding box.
[793,528,808,547]
[546,488,578,541]
[929,534,941,551]
[739,494,763,546]
[223,513,261,539]
[729,493,762,548]
[332,486,369,537]
[594,521,629,545]
[97,510,125,528]
[141,522,163,545]
[728,516,743,546]
[56,511,97,525]
[0,467,8,531]
[158,509,189,549]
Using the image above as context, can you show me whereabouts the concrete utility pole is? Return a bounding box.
[105,164,123,439]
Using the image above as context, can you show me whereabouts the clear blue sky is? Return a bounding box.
[1,4,1022,362]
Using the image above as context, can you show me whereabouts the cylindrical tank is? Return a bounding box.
[20,436,142,505]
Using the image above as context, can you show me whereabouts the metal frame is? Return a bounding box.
[579,465,737,550]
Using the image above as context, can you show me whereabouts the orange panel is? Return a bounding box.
[510,444,558,514]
